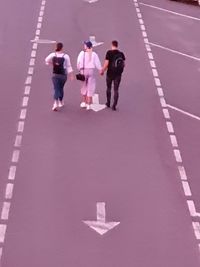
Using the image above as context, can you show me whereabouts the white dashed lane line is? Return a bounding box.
[133,0,200,252]
[0,0,46,262]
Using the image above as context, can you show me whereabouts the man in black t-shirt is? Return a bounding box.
[101,40,125,110]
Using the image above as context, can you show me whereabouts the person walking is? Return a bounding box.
[101,40,125,111]
[77,41,102,110]
[45,42,73,111]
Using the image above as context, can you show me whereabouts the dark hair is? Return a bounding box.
[55,42,63,52]
[112,40,118,48]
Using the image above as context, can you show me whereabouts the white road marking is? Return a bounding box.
[144,38,149,44]
[38,16,43,22]
[30,39,56,44]
[167,104,200,121]
[32,43,38,50]
[193,222,200,240]
[1,202,11,220]
[8,166,17,180]
[182,181,192,196]
[83,202,120,235]
[22,96,29,107]
[139,18,144,24]
[39,11,44,16]
[160,97,167,108]
[166,121,174,133]
[14,135,22,147]
[29,58,35,66]
[139,2,200,21]
[148,52,153,60]
[24,86,31,95]
[154,77,161,86]
[157,87,163,97]
[5,183,14,199]
[12,150,20,163]
[145,44,151,52]
[187,200,200,217]
[37,22,42,29]
[31,50,36,58]
[136,7,140,13]
[149,42,200,62]
[152,68,158,77]
[17,121,25,132]
[25,76,32,85]
[137,13,142,19]
[20,109,27,120]
[28,67,34,75]
[142,31,147,38]
[36,29,41,36]
[163,109,170,119]
[140,25,146,31]
[174,149,182,163]
[0,225,7,243]
[178,166,187,181]
[170,135,178,147]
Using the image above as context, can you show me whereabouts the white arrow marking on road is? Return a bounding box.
[89,36,104,47]
[91,94,106,112]
[83,202,120,235]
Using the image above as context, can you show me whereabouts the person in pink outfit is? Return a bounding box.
[77,41,102,110]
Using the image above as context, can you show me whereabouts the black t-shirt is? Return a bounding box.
[105,49,125,77]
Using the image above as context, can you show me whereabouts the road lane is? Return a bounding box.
[0,0,42,217]
[1,0,200,266]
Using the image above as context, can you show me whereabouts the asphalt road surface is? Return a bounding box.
[0,0,200,266]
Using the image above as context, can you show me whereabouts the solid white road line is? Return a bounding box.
[139,2,200,21]
[149,42,200,62]
[167,104,200,121]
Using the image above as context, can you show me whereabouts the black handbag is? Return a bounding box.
[76,52,85,81]
[76,73,85,81]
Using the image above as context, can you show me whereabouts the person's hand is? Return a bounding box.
[69,73,74,81]
[99,69,104,76]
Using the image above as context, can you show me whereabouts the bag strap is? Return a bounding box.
[82,51,85,74]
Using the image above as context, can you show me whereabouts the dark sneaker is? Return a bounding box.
[112,105,117,111]
[105,102,110,108]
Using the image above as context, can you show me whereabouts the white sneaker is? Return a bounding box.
[86,104,91,110]
[80,102,86,108]
[58,100,64,107]
[52,103,58,111]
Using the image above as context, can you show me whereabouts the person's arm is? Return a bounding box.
[65,55,74,80]
[94,53,102,72]
[45,53,53,65]
[100,51,110,75]
[77,51,84,70]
